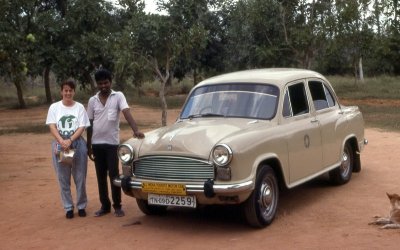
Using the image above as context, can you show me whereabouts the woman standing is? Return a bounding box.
[46,80,90,219]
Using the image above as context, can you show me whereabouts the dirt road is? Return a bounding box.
[0,105,399,250]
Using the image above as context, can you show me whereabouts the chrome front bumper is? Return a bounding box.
[113,176,254,195]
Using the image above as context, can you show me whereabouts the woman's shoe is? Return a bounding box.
[66,210,74,219]
[78,209,86,217]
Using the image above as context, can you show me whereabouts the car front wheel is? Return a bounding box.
[329,142,354,185]
[242,165,279,228]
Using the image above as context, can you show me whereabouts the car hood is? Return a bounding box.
[137,118,269,158]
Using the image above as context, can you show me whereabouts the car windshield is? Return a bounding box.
[180,83,279,120]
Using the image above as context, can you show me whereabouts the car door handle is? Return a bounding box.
[311,119,319,123]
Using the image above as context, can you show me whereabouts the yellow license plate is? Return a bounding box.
[142,182,187,195]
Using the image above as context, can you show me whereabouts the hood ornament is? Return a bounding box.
[169,130,180,141]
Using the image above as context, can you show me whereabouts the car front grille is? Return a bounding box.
[133,156,215,181]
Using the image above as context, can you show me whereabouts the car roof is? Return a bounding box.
[197,68,327,88]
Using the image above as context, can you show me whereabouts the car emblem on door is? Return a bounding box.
[304,134,310,148]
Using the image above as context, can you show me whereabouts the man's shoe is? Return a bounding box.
[78,209,86,217]
[114,208,125,217]
[94,209,110,217]
[66,210,74,219]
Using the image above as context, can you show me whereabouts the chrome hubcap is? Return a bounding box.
[260,183,273,207]
[259,178,275,218]
[341,149,350,177]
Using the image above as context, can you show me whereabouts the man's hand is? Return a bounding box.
[134,131,145,139]
[87,145,95,161]
[122,109,145,139]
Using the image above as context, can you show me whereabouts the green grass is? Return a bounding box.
[358,105,400,131]
[0,83,91,108]
[0,79,190,109]
[123,78,191,109]
[129,94,187,109]
[327,75,400,131]
[0,123,49,135]
[328,75,400,100]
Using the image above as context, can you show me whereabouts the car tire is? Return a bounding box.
[329,142,354,185]
[242,165,279,228]
[136,199,167,215]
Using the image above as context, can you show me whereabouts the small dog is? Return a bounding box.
[369,193,400,229]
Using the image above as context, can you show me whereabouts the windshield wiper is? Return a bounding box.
[187,113,225,119]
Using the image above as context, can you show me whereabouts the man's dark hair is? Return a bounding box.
[95,68,112,82]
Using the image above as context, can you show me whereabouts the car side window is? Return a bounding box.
[282,91,291,117]
[324,85,336,107]
[308,81,330,111]
[283,83,309,117]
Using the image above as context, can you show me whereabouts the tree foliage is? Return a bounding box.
[1,0,400,112]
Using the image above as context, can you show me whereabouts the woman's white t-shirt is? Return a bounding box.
[46,101,90,137]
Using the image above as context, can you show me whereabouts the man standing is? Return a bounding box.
[87,68,145,217]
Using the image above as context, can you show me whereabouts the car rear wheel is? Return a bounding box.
[136,199,167,215]
[242,165,279,228]
[329,142,354,185]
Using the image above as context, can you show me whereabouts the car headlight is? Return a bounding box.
[212,144,232,167]
[117,144,134,164]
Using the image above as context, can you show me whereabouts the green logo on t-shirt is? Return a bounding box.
[58,115,78,136]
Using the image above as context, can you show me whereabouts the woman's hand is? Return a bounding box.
[60,138,73,151]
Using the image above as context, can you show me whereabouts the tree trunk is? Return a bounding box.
[11,63,26,109]
[358,57,364,83]
[394,0,398,31]
[43,66,52,103]
[374,0,381,35]
[304,53,311,69]
[114,65,127,91]
[83,70,96,94]
[193,69,198,86]
[353,61,358,85]
[14,76,26,109]
[153,58,169,127]
[159,77,168,127]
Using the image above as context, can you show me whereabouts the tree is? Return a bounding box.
[133,13,176,126]
[111,0,150,91]
[162,0,214,85]
[0,0,120,109]
[333,0,374,81]
[0,0,39,108]
[382,0,400,74]
[33,0,69,104]
[52,0,117,93]
[278,0,339,69]
[219,0,257,70]
[119,0,210,126]
[220,0,331,70]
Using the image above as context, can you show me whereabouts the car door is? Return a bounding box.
[307,79,344,168]
[281,81,323,185]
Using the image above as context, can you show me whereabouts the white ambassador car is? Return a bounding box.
[114,68,367,228]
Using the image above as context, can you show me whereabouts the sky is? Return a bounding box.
[107,0,160,13]
[143,0,158,13]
